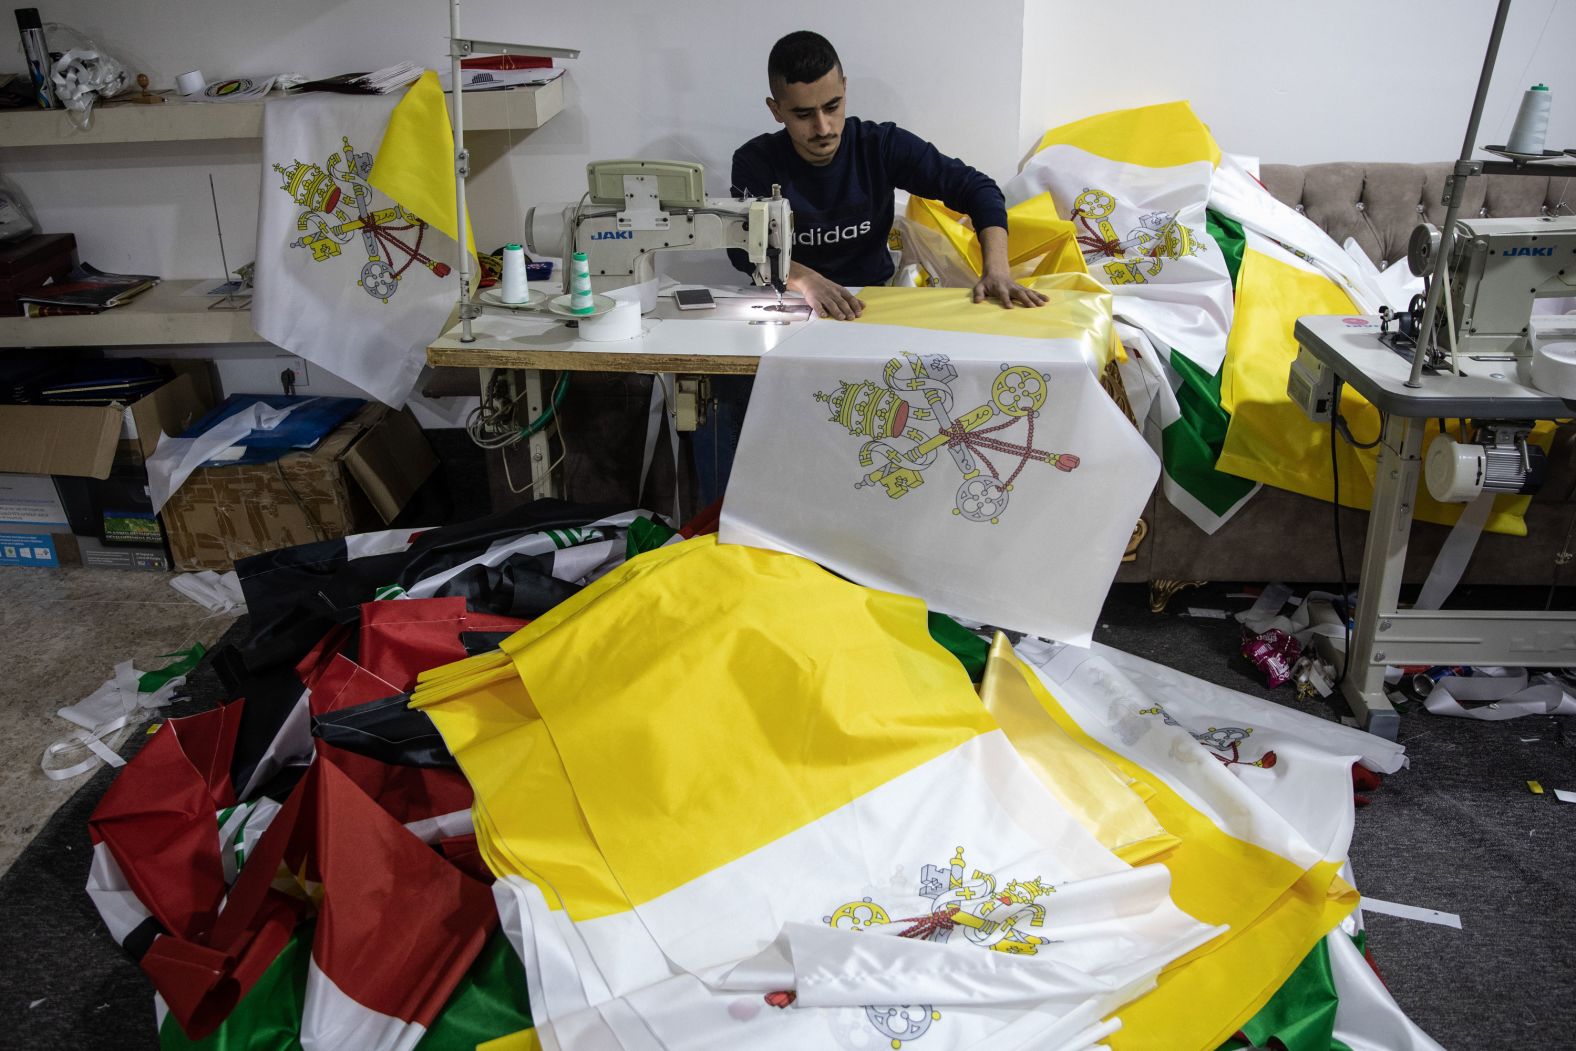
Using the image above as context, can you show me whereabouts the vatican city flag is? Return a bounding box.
[412,537,1223,1050]
[253,76,466,406]
[720,278,1155,647]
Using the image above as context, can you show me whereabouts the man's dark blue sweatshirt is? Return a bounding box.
[729,117,1008,288]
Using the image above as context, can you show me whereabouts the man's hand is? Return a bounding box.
[973,224,1048,309]
[788,263,865,320]
[972,272,1048,309]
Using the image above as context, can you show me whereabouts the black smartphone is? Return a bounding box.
[674,288,717,311]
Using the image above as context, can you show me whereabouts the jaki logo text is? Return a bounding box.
[590,230,634,241]
[1502,246,1554,257]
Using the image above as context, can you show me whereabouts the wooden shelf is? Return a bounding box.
[0,280,263,347]
[0,78,564,148]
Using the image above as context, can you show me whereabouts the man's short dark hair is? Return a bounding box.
[768,31,841,94]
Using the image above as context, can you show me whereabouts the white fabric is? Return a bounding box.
[1090,642,1406,777]
[638,374,681,525]
[401,807,474,845]
[1327,928,1447,1051]
[301,960,425,1051]
[236,688,315,800]
[146,400,304,513]
[1412,491,1495,611]
[1357,897,1462,930]
[43,661,188,780]
[1004,147,1235,376]
[1423,670,1576,720]
[720,322,1158,646]
[253,91,464,407]
[345,527,426,560]
[497,731,1220,1049]
[86,841,154,945]
[1209,155,1384,313]
[170,570,247,614]
[1341,237,1424,311]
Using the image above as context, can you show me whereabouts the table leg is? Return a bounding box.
[522,368,559,499]
[1341,414,1424,740]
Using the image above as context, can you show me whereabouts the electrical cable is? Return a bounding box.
[466,370,571,449]
[1330,385,1352,688]
[503,413,569,495]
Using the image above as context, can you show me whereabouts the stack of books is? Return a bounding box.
[17,263,160,317]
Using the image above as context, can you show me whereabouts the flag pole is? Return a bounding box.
[445,6,580,344]
[449,0,475,342]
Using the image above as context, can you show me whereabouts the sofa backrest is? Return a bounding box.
[1258,162,1573,269]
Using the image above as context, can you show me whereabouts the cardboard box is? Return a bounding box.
[161,403,439,571]
[53,465,172,570]
[0,359,214,479]
[75,535,171,572]
[0,471,73,567]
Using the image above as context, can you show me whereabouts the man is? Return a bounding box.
[730,30,1045,318]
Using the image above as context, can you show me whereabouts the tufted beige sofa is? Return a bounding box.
[1123,161,1576,591]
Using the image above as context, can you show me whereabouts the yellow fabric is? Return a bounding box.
[1215,246,1548,536]
[985,639,1356,1051]
[368,70,477,257]
[478,1028,542,1051]
[854,277,1122,369]
[1032,100,1221,170]
[899,197,1124,365]
[418,536,997,908]
[979,641,1177,864]
[906,193,1090,280]
[413,668,631,920]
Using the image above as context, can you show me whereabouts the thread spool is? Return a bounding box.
[570,251,594,315]
[500,244,528,303]
[176,70,206,96]
[1506,84,1552,154]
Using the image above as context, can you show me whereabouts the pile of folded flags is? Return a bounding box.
[86,499,1441,1051]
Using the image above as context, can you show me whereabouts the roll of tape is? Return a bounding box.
[1531,339,1576,399]
[577,298,643,342]
[176,70,206,96]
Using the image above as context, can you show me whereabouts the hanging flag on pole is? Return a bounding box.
[253,75,469,407]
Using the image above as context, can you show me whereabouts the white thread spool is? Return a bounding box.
[1506,84,1552,154]
[176,70,206,96]
[570,251,594,315]
[500,243,528,303]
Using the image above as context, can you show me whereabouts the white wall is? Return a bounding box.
[3,0,1025,282]
[1,0,1023,412]
[5,1,1571,413]
[1019,0,1576,166]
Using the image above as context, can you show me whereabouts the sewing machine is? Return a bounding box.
[525,159,794,306]
[1290,213,1576,739]
[1402,214,1576,391]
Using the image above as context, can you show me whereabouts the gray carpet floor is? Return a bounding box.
[3,583,1573,1049]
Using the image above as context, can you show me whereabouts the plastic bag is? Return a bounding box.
[45,24,129,131]
[0,174,38,242]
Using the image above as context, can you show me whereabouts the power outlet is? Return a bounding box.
[279,355,310,389]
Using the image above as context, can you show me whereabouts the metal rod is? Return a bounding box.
[1408,0,1514,388]
[451,0,475,342]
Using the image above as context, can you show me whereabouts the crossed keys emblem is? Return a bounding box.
[273,136,451,302]
[815,353,1080,524]
[1069,186,1204,286]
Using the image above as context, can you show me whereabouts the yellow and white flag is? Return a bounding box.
[1004,102,1233,376]
[413,537,1221,1049]
[253,72,468,406]
[720,278,1154,647]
